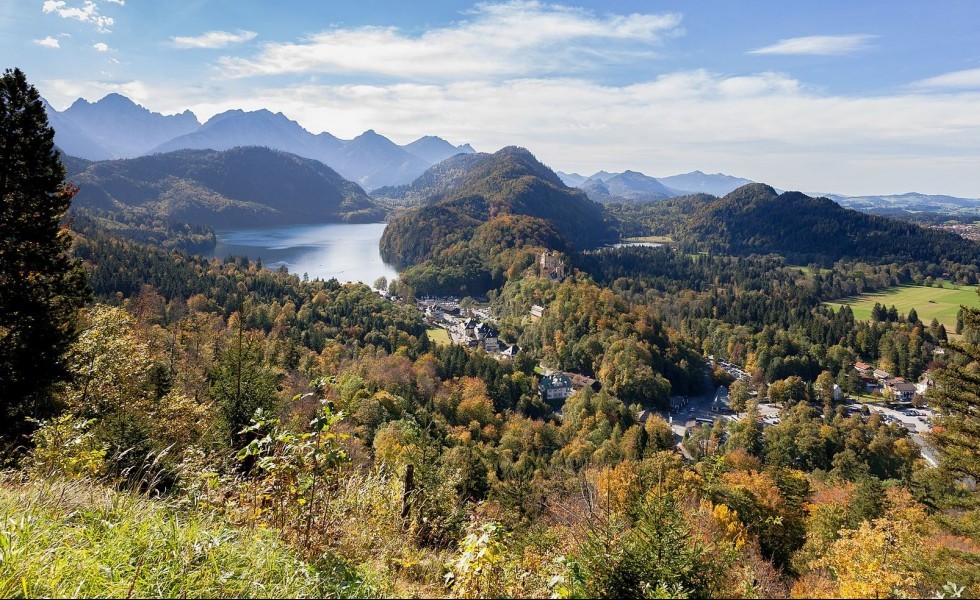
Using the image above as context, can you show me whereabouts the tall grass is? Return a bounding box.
[0,477,364,598]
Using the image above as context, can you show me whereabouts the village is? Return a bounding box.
[412,250,568,358]
[400,250,943,465]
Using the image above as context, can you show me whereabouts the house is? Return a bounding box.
[539,373,573,402]
[915,374,935,396]
[566,372,599,392]
[854,361,872,375]
[888,382,917,403]
[479,325,499,352]
[530,304,545,322]
[501,344,521,357]
[438,303,460,316]
[872,369,892,382]
[883,376,905,386]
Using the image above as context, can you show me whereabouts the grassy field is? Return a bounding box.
[0,479,355,598]
[425,327,452,346]
[624,235,673,244]
[825,282,980,330]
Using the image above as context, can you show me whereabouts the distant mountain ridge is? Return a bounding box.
[558,168,754,203]
[47,94,200,160]
[65,146,384,227]
[823,192,980,217]
[44,94,475,189]
[580,170,687,204]
[372,153,495,206]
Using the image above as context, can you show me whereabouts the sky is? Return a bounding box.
[3,0,980,197]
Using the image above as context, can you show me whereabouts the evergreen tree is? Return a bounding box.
[929,303,980,480]
[210,313,281,449]
[0,68,88,439]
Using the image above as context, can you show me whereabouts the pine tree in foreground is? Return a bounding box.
[0,67,88,440]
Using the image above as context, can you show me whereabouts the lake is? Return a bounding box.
[213,222,398,284]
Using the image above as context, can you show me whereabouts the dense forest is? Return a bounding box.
[65,146,385,227]
[379,147,615,295]
[4,68,980,599]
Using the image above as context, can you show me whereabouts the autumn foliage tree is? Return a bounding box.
[0,68,88,440]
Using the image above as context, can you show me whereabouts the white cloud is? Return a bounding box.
[39,69,980,197]
[172,30,258,49]
[218,1,682,79]
[912,67,980,90]
[93,42,110,52]
[748,34,876,56]
[104,0,124,4]
[35,36,61,48]
[42,1,114,33]
[43,78,154,108]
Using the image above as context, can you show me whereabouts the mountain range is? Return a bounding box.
[45,94,475,190]
[822,192,980,217]
[559,168,980,217]
[557,169,754,202]
[45,94,979,215]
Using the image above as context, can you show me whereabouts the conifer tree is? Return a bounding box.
[0,68,88,439]
[929,302,980,480]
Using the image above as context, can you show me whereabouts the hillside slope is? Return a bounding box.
[684,183,980,265]
[379,147,614,295]
[380,146,613,267]
[67,147,384,227]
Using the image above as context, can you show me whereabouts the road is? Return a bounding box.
[860,402,939,466]
[649,370,941,468]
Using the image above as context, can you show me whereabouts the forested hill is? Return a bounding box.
[65,146,385,227]
[683,183,980,266]
[376,147,615,295]
[380,146,614,266]
[371,152,494,206]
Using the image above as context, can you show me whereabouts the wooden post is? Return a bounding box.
[401,463,415,522]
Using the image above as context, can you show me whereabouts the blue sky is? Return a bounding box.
[4,0,980,196]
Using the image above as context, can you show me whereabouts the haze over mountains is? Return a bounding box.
[45,94,475,190]
[46,93,979,212]
[559,168,980,212]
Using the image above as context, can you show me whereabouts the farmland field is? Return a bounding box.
[825,283,980,330]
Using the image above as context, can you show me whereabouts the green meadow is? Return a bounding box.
[425,327,452,346]
[826,283,980,331]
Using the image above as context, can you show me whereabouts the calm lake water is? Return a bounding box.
[213,222,398,284]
